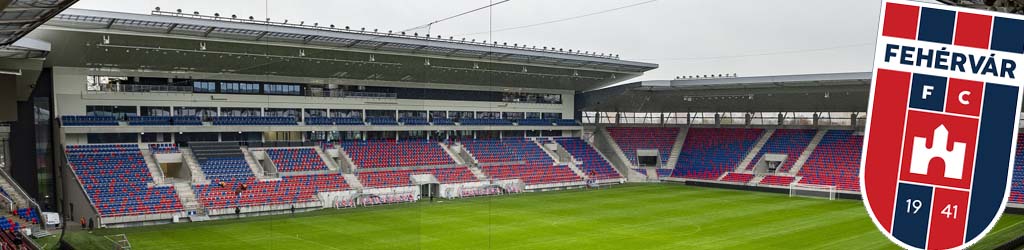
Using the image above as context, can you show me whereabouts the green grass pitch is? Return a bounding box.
[61,184,1024,249]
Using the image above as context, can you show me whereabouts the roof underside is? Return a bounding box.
[578,72,874,112]
[35,9,658,91]
[0,0,76,46]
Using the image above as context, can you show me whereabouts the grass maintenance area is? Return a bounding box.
[62,184,1024,249]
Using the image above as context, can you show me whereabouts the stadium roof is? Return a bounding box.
[33,8,658,91]
[0,0,76,46]
[577,72,873,113]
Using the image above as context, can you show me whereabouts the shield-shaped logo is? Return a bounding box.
[862,0,1024,249]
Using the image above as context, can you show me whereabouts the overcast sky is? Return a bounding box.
[67,0,917,82]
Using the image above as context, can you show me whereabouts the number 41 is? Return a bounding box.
[941,204,958,219]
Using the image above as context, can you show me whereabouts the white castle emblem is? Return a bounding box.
[909,125,967,180]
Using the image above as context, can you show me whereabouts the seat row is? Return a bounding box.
[671,128,763,180]
[339,140,455,168]
[357,167,477,188]
[65,144,183,216]
[606,127,679,165]
[264,148,329,172]
[552,137,622,180]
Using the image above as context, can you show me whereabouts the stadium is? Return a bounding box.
[0,0,1019,249]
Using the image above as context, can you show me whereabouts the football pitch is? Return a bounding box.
[62,184,1024,249]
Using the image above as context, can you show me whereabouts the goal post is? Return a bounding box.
[789,183,837,200]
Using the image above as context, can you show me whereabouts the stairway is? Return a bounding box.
[140,148,166,185]
[788,129,829,175]
[342,173,364,189]
[734,128,776,172]
[564,163,589,180]
[336,147,358,171]
[532,139,564,163]
[439,142,466,165]
[593,127,634,173]
[313,147,340,171]
[664,128,688,168]
[748,175,767,185]
[468,167,489,181]
[572,139,626,178]
[240,147,271,179]
[172,182,201,213]
[456,142,480,165]
[179,148,208,183]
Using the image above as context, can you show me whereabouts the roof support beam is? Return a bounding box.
[444,48,462,57]
[203,27,216,37]
[105,18,116,29]
[164,23,178,34]
[302,35,317,44]
[253,31,268,41]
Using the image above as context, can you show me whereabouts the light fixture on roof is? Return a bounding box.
[214,13,220,17]
[176,9,182,13]
[155,7,161,11]
[249,16,254,20]
[231,14,237,19]
[194,11,200,15]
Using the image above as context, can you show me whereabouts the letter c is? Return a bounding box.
[959,91,971,105]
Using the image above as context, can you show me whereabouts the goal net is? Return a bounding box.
[789,183,837,200]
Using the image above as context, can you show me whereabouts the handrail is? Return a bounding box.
[0,168,43,217]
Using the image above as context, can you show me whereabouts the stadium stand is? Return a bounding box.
[517,119,554,126]
[745,129,816,172]
[796,130,863,191]
[65,144,183,216]
[605,127,679,165]
[366,117,399,125]
[758,175,796,186]
[1010,134,1024,204]
[358,167,477,188]
[462,138,581,185]
[399,117,429,125]
[264,148,329,172]
[213,116,297,126]
[460,119,514,126]
[61,116,118,126]
[340,140,455,168]
[190,142,253,181]
[128,116,171,126]
[553,138,622,180]
[720,173,754,183]
[431,118,455,125]
[671,128,764,180]
[194,173,349,209]
[461,138,552,163]
[305,117,365,125]
[149,143,180,154]
[481,164,581,185]
[172,116,203,125]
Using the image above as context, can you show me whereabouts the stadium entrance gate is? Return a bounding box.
[420,184,440,200]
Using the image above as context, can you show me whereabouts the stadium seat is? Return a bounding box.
[796,130,862,191]
[339,140,455,168]
[65,144,183,216]
[720,173,754,183]
[61,116,119,126]
[357,167,477,188]
[552,137,622,180]
[671,128,764,180]
[606,127,679,165]
[745,129,816,173]
[194,174,349,209]
[213,116,297,126]
[264,148,329,172]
